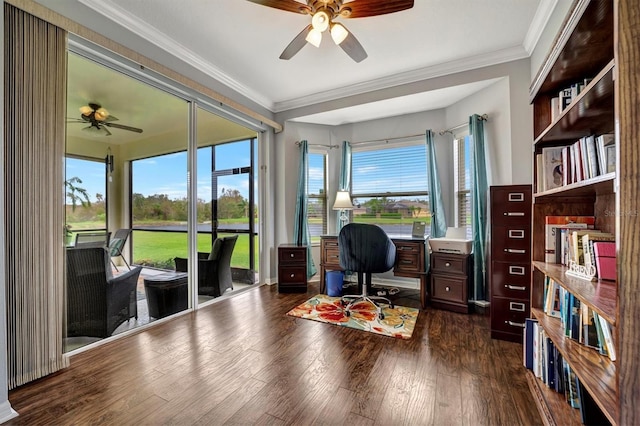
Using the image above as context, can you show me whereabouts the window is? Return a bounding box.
[308,152,327,243]
[351,143,430,237]
[65,156,107,235]
[454,134,473,239]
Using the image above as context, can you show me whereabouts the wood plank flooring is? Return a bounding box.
[7,283,542,425]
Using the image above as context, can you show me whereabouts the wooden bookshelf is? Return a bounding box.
[525,0,638,424]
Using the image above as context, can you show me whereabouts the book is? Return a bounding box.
[564,359,580,409]
[597,314,616,361]
[544,216,595,263]
[571,230,612,266]
[593,241,616,281]
[585,135,599,178]
[592,311,608,356]
[536,154,544,192]
[542,147,564,191]
[605,144,616,173]
[523,318,538,370]
[581,304,599,349]
[577,378,611,425]
[544,278,561,318]
[546,337,556,389]
[596,133,615,176]
[582,233,615,275]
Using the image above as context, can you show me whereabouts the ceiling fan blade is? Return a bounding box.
[338,29,368,63]
[104,122,144,133]
[280,24,312,60]
[340,0,414,18]
[246,0,311,14]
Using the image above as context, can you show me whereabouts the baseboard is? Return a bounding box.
[0,400,18,423]
[474,300,490,308]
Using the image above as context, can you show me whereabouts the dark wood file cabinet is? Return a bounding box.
[489,185,532,342]
[278,244,307,293]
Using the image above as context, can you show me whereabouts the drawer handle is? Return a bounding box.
[445,286,450,292]
[399,246,415,251]
[509,302,526,312]
[505,285,526,291]
[401,260,412,264]
[503,212,525,216]
[290,273,295,278]
[290,253,295,258]
[445,262,451,267]
[505,320,525,328]
[509,266,525,275]
[508,230,525,239]
[508,193,524,202]
[504,249,526,254]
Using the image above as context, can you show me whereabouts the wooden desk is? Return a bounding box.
[320,235,428,309]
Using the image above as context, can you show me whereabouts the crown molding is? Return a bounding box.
[274,45,530,113]
[78,0,275,110]
[523,0,559,55]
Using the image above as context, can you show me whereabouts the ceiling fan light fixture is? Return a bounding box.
[330,23,348,45]
[79,105,92,116]
[305,28,323,48]
[94,107,109,121]
[311,11,330,32]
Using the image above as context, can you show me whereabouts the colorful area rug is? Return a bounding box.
[286,294,419,339]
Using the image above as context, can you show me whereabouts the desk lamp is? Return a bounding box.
[333,191,354,227]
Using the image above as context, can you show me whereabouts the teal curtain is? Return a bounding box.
[426,130,447,238]
[337,141,352,232]
[470,115,489,301]
[293,140,317,278]
[425,130,447,274]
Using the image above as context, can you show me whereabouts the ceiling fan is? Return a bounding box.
[247,0,414,63]
[67,103,143,136]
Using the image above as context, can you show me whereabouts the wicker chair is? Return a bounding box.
[174,235,238,297]
[66,247,141,338]
[74,231,111,248]
[108,228,132,271]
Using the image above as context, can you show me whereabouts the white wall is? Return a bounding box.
[530,0,575,81]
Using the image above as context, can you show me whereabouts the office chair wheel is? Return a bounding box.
[344,310,351,317]
[389,304,395,309]
[378,312,385,320]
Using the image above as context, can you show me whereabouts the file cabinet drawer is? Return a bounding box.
[491,261,531,298]
[490,296,530,334]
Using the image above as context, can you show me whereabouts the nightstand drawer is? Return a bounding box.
[431,254,468,275]
[278,265,307,284]
[279,246,306,264]
[432,275,465,303]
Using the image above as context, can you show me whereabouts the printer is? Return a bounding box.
[428,227,473,255]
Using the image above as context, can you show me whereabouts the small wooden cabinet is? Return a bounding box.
[430,252,472,314]
[277,244,307,293]
[489,185,532,342]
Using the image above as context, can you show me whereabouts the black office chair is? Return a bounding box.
[339,223,397,319]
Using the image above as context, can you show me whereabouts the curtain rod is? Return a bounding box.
[294,141,339,149]
[439,114,488,136]
[351,133,425,146]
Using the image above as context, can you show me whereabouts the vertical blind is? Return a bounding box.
[307,153,327,238]
[4,4,68,388]
[454,136,472,239]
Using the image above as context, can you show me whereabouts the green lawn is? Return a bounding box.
[132,230,256,270]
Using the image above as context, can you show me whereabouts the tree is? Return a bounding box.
[218,188,247,219]
[65,177,91,211]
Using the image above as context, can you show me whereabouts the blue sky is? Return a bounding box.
[66,139,254,203]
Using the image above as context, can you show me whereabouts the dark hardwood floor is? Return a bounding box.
[7,283,541,425]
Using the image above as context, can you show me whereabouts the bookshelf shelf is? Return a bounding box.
[532,262,617,325]
[534,60,615,146]
[533,172,615,200]
[525,370,583,426]
[531,308,618,425]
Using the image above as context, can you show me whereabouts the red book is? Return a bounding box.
[593,242,616,281]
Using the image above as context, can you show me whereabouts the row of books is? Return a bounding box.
[524,319,611,425]
[550,77,593,122]
[536,133,615,193]
[542,276,616,361]
[544,216,616,281]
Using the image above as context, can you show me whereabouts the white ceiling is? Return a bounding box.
[42,0,555,129]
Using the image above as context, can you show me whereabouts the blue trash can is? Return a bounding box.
[326,271,344,297]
